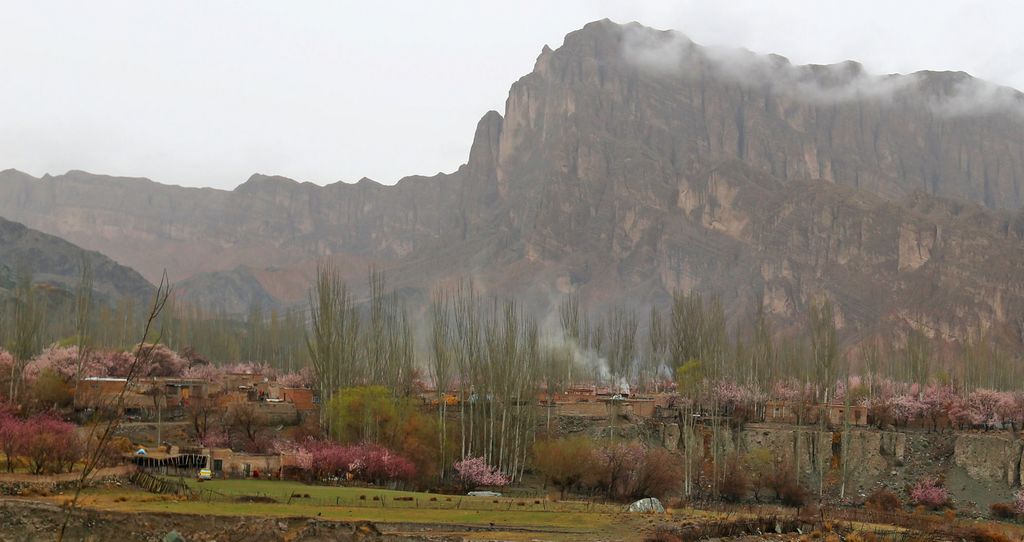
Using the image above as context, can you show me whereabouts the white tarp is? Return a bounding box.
[628,497,665,513]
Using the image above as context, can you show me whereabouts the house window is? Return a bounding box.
[213,459,223,472]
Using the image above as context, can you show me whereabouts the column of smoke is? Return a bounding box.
[541,309,633,393]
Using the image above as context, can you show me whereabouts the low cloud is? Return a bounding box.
[620,24,1024,118]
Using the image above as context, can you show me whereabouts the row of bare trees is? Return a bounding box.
[305,263,416,434]
[429,283,539,482]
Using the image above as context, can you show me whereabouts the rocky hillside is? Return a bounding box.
[0,216,154,304]
[1,20,1023,347]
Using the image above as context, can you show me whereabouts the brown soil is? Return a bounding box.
[0,498,439,541]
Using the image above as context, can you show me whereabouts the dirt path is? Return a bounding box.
[0,465,133,484]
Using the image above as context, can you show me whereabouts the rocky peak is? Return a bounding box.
[2,20,1024,348]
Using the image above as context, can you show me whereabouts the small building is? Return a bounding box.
[75,377,128,410]
[828,403,868,427]
[281,387,317,412]
[764,401,799,424]
[205,447,282,478]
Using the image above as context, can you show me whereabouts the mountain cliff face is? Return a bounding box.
[1,20,1024,348]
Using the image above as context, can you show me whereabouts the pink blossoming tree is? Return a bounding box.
[453,456,510,490]
[910,477,949,509]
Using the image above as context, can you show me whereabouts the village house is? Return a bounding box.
[75,376,211,419]
[764,400,868,427]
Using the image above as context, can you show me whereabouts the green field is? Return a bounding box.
[173,478,617,514]
[70,480,649,540]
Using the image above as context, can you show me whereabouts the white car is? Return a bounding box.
[197,468,213,480]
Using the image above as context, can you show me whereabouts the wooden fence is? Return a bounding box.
[129,469,195,497]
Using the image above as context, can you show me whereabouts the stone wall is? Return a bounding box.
[653,418,1024,499]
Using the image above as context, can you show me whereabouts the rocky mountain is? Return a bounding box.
[0,216,155,304]
[175,266,280,315]
[2,20,1024,348]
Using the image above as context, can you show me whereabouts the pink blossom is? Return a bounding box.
[962,389,1004,428]
[772,379,814,403]
[1,411,82,474]
[223,362,275,377]
[199,429,230,448]
[996,392,1024,427]
[454,456,510,489]
[182,363,224,381]
[301,440,416,483]
[890,394,925,426]
[910,477,949,509]
[277,366,313,388]
[100,345,187,378]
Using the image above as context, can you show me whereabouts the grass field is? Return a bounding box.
[60,479,660,540]
[53,478,1015,542]
[175,478,620,514]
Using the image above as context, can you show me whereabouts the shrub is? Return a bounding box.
[768,463,808,507]
[910,477,949,509]
[865,488,901,512]
[719,455,749,502]
[991,502,1017,519]
[963,525,1014,542]
[634,448,682,500]
[533,436,595,499]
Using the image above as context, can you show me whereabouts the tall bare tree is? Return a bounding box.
[7,268,42,402]
[72,256,93,400]
[429,291,454,480]
[306,260,360,431]
[646,306,666,392]
[58,272,172,542]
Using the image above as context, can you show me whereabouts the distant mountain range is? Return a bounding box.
[2,19,1023,350]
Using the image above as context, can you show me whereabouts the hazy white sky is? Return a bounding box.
[2,1,1022,189]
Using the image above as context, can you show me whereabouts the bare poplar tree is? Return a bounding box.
[905,328,930,392]
[808,297,838,497]
[73,256,93,400]
[646,306,666,392]
[541,344,571,433]
[306,260,360,430]
[8,268,42,402]
[58,273,172,542]
[605,306,637,393]
[429,291,453,480]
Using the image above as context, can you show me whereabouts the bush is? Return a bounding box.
[865,488,901,512]
[910,477,949,509]
[964,525,1014,542]
[719,455,749,502]
[990,502,1018,520]
[768,463,808,507]
[635,448,682,500]
[533,436,595,499]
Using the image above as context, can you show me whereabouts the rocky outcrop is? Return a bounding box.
[2,20,1024,343]
[953,433,1024,487]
